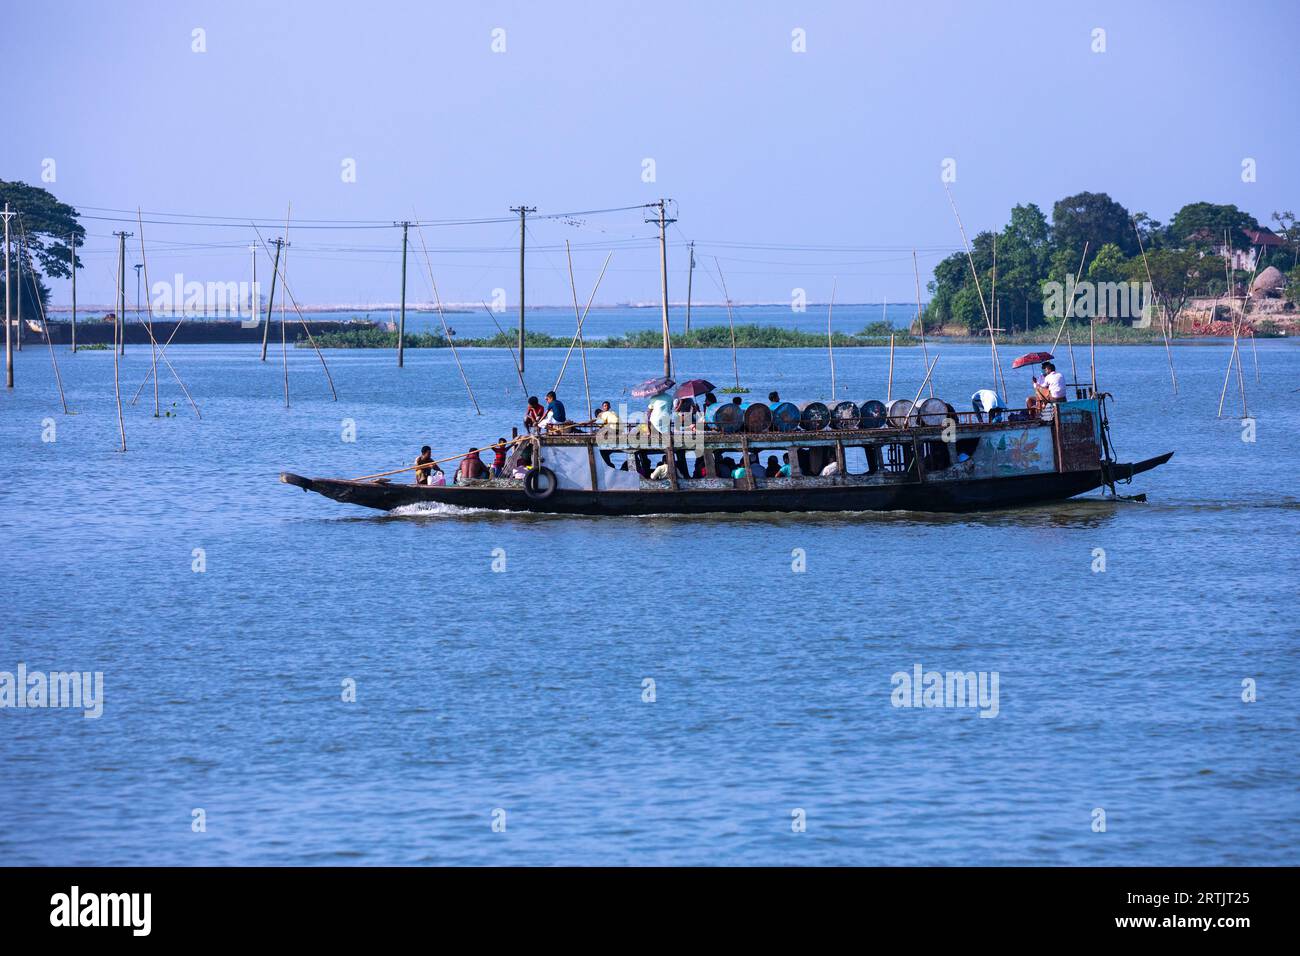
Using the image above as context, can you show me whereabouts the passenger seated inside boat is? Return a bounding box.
[820,459,841,476]
[510,444,534,479]
[765,455,780,478]
[457,448,490,483]
[778,453,792,477]
[414,446,434,485]
[650,455,671,480]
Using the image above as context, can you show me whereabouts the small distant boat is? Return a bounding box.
[282,383,1173,516]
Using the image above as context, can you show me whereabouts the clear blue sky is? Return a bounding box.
[3,0,1297,308]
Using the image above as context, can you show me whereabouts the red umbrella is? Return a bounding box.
[1011,351,1054,369]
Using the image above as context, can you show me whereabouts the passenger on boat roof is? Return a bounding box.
[457,447,490,483]
[1032,361,1066,405]
[768,391,780,403]
[596,401,619,427]
[525,396,546,432]
[537,391,568,430]
[491,439,508,478]
[414,446,434,485]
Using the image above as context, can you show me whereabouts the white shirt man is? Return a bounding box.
[1036,363,1066,403]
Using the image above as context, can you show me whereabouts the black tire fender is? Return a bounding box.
[523,466,558,501]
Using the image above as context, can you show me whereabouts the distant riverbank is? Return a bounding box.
[304,322,1270,350]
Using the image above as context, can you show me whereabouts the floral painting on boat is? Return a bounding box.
[973,427,1055,477]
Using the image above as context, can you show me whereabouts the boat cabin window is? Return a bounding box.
[880,443,914,475]
[954,437,980,461]
[843,445,878,476]
[797,446,836,477]
[600,449,631,471]
[920,441,951,472]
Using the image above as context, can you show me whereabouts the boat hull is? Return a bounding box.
[281,452,1173,516]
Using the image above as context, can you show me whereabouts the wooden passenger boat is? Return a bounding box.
[281,391,1173,516]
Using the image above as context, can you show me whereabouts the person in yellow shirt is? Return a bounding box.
[595,401,619,427]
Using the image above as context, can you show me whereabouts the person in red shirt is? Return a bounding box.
[524,396,545,432]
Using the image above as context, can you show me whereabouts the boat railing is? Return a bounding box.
[531,406,1057,440]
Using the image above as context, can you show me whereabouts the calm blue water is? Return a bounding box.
[2,336,1297,865]
[321,302,911,339]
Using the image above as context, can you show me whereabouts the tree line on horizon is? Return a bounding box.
[3,180,1298,333]
[922,192,1300,334]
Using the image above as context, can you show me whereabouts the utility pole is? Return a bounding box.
[685,240,695,333]
[114,231,131,354]
[134,263,143,329]
[396,220,410,367]
[510,205,535,373]
[646,199,677,378]
[70,234,77,353]
[260,237,285,361]
[3,204,13,387]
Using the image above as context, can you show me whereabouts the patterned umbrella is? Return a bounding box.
[632,375,675,398]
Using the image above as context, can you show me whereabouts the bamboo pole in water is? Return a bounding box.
[714,257,741,390]
[249,221,337,402]
[944,185,1007,399]
[887,333,895,403]
[135,209,159,416]
[481,300,527,395]
[907,354,940,421]
[1089,320,1097,395]
[826,277,837,400]
[112,233,126,451]
[912,250,932,398]
[1052,242,1089,353]
[1132,219,1177,395]
[564,241,594,420]
[15,216,68,413]
[553,251,612,396]
[414,218,480,414]
[1064,324,1078,385]
[280,206,290,407]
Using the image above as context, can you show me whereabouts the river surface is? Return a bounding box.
[1,336,1297,865]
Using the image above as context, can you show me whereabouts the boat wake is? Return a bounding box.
[387,501,496,518]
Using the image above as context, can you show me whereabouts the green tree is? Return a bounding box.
[0,181,85,317]
[0,180,84,277]
[1052,192,1137,264]
[1168,202,1260,250]
[1271,210,1299,269]
[1086,243,1128,284]
[1124,249,1211,326]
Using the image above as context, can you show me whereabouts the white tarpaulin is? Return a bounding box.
[542,446,593,491]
